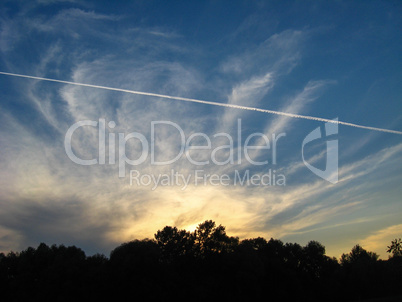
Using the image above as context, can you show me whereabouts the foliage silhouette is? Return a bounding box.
[155,225,194,263]
[387,238,402,258]
[0,221,401,302]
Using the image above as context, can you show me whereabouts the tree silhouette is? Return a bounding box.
[109,239,164,299]
[302,240,327,277]
[340,244,381,300]
[340,244,378,266]
[1,220,402,301]
[387,238,402,258]
[154,226,194,263]
[193,220,238,258]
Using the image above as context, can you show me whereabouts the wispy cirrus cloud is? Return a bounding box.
[264,80,336,134]
[220,29,306,77]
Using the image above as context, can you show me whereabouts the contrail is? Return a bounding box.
[1,71,401,135]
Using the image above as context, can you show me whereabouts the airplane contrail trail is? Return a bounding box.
[1,71,401,135]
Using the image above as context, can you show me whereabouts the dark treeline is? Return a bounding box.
[1,221,401,302]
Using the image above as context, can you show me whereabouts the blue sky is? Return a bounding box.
[0,0,401,258]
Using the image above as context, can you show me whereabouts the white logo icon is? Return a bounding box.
[302,119,338,184]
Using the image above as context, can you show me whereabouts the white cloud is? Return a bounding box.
[220,29,306,76]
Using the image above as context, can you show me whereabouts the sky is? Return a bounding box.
[0,0,401,259]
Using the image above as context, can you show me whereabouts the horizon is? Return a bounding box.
[2,218,398,262]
